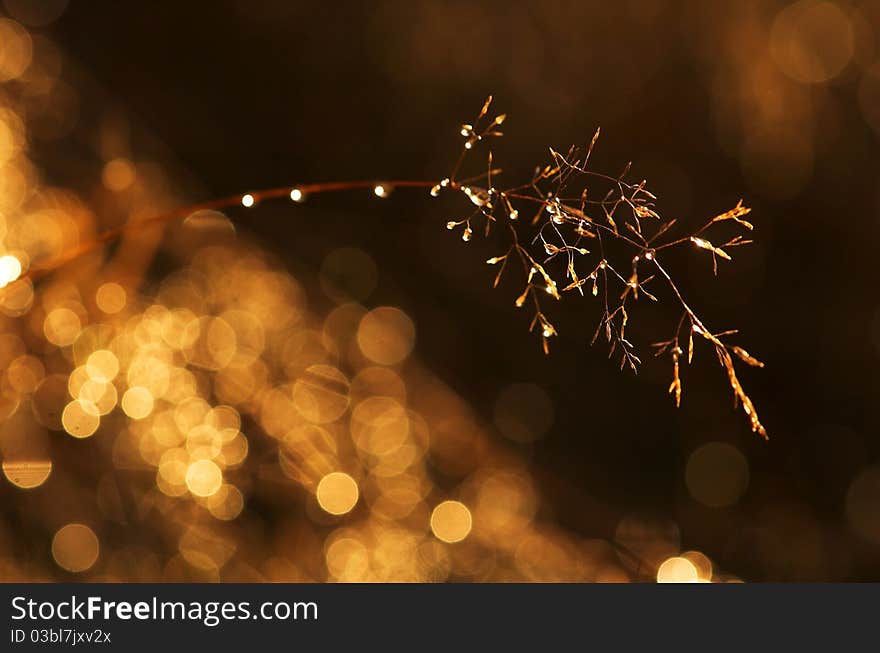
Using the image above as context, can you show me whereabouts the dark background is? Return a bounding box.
[43,1,880,580]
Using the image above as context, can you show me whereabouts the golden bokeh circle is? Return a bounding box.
[85,349,119,382]
[656,556,699,583]
[121,386,154,420]
[356,306,415,365]
[681,550,713,582]
[316,472,359,515]
[61,399,99,438]
[0,18,33,82]
[292,364,350,424]
[101,157,136,191]
[430,500,473,543]
[43,307,82,347]
[52,523,99,573]
[2,459,51,489]
[95,282,127,314]
[770,0,854,84]
[185,459,223,497]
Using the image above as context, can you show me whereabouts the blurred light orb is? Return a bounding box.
[2,459,51,489]
[351,366,407,403]
[770,0,854,84]
[357,306,415,365]
[316,472,359,515]
[101,157,135,191]
[350,395,410,456]
[181,315,237,370]
[657,556,699,583]
[6,354,44,393]
[0,254,22,287]
[52,523,99,573]
[430,500,472,543]
[121,386,154,420]
[78,378,117,415]
[61,399,100,438]
[85,349,119,382]
[681,550,713,582]
[241,193,255,207]
[0,18,33,81]
[157,452,188,497]
[685,442,749,508]
[43,307,82,347]
[182,209,236,241]
[292,364,350,424]
[185,459,223,497]
[290,188,303,202]
[373,184,389,198]
[325,537,369,580]
[127,354,171,399]
[0,275,33,316]
[207,484,245,521]
[95,282,127,314]
[493,382,554,443]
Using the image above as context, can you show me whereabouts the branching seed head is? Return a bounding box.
[439,98,767,438]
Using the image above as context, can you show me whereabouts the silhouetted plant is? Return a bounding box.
[436,98,765,438]
[23,97,766,437]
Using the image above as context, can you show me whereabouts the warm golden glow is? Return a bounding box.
[292,364,350,424]
[61,399,100,438]
[325,537,369,581]
[43,307,82,347]
[95,282,127,314]
[0,253,22,287]
[101,157,136,191]
[86,349,119,382]
[657,556,699,583]
[0,48,786,585]
[770,1,854,84]
[357,306,415,365]
[430,500,473,543]
[350,396,409,456]
[186,459,223,497]
[78,378,117,415]
[681,550,713,582]
[6,354,44,394]
[52,523,99,573]
[206,484,245,521]
[2,459,52,489]
[0,18,33,82]
[316,472,359,515]
[121,386,154,419]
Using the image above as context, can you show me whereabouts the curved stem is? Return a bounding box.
[24,179,435,282]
